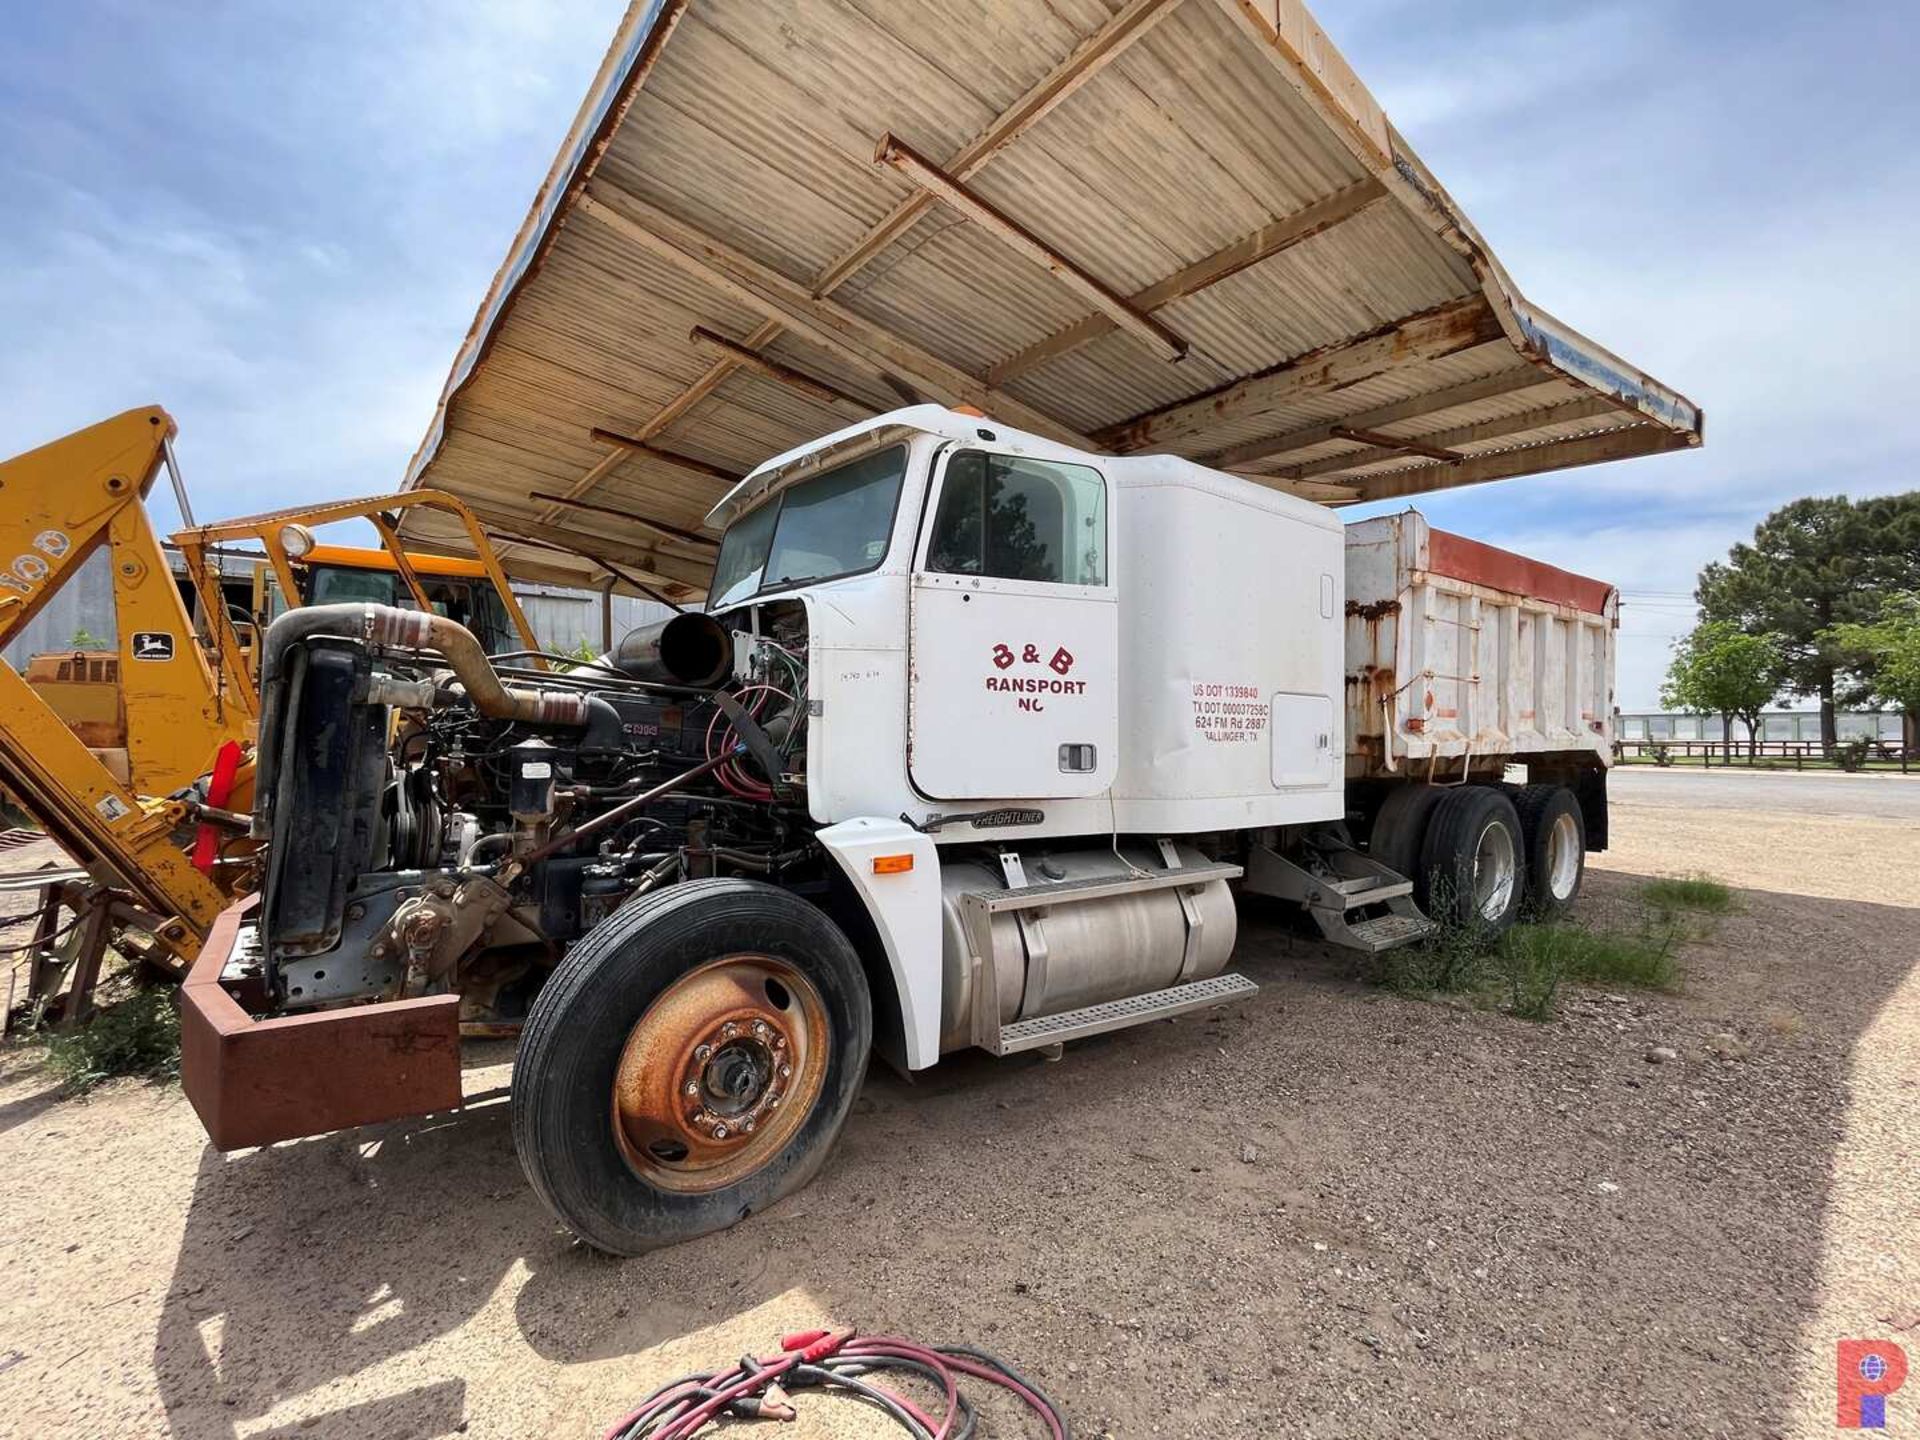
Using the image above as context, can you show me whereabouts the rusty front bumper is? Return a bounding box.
[181,896,463,1150]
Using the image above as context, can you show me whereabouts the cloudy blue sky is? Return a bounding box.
[3,0,1915,706]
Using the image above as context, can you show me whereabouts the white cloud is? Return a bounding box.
[1482,517,1732,710]
[0,0,629,532]
[1332,0,1919,710]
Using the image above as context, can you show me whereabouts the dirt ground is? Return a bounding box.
[1,772,1916,1439]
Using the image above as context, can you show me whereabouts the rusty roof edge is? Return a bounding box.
[401,0,682,493]
[1215,0,1703,446]
[1507,300,1704,440]
[1382,129,1705,442]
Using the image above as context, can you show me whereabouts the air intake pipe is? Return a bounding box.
[612,611,733,688]
[252,603,590,836]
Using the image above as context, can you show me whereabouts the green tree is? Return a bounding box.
[1696,493,1920,746]
[1661,621,1785,761]
[1824,594,1920,751]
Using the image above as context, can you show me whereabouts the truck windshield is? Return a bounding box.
[709,444,907,608]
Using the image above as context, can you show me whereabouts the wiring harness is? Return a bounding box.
[703,635,808,802]
[602,1328,1070,1439]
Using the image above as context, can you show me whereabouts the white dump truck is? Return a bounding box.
[182,405,1615,1253]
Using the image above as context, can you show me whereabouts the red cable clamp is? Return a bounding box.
[780,1328,853,1363]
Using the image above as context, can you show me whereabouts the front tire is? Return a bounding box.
[511,878,872,1256]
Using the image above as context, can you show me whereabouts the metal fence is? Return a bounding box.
[1614,739,1916,772]
[1618,709,1906,747]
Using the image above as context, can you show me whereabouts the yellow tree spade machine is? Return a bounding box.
[0,407,542,1023]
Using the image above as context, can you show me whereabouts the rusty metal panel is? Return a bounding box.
[1425,529,1615,618]
[181,897,463,1151]
[1345,511,1616,779]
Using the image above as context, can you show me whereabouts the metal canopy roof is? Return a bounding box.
[401,0,1702,601]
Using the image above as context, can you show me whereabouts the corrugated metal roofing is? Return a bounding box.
[402,0,1702,600]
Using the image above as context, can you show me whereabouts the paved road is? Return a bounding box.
[1608,764,1920,820]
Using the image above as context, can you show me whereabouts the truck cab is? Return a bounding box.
[703,406,1347,842]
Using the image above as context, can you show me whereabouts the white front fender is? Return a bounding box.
[815,816,942,1069]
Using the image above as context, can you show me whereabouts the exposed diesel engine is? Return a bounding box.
[248,601,813,1026]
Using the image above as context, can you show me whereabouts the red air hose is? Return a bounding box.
[602,1327,1070,1439]
[702,683,794,801]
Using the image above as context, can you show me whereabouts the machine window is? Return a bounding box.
[308,565,399,607]
[927,452,1107,585]
[305,565,516,654]
[468,582,517,656]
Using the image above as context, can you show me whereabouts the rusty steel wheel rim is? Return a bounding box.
[611,953,830,1193]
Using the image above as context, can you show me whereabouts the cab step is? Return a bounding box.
[992,973,1259,1056]
[1325,910,1434,954]
[1244,835,1434,954]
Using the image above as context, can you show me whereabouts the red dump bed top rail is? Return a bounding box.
[1424,528,1615,617]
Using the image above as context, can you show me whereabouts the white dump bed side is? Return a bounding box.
[1344,511,1616,780]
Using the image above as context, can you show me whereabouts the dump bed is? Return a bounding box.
[1343,512,1615,780]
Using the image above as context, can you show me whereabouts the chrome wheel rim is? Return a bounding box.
[1472,821,1518,921]
[1546,812,1582,900]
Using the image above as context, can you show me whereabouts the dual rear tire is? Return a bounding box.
[1509,784,1586,921]
[1419,786,1526,931]
[1371,781,1587,933]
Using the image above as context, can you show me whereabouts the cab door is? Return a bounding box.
[907,446,1118,800]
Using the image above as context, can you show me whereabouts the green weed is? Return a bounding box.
[1495,925,1566,1019]
[1375,879,1688,1021]
[1374,880,1497,995]
[1641,872,1734,914]
[43,987,180,1091]
[1502,914,1682,995]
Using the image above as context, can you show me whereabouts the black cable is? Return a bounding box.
[814,1357,984,1440]
[942,1344,1060,1417]
[788,1363,940,1438]
[0,912,87,956]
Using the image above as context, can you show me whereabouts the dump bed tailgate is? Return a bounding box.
[1344,511,1616,779]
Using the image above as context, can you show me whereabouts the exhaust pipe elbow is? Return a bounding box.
[361,608,586,724]
[614,612,732,688]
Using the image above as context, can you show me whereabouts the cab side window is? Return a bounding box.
[926,451,1107,585]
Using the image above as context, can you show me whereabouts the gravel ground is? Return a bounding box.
[0,772,1915,1439]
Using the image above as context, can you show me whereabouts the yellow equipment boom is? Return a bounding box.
[0,407,255,796]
